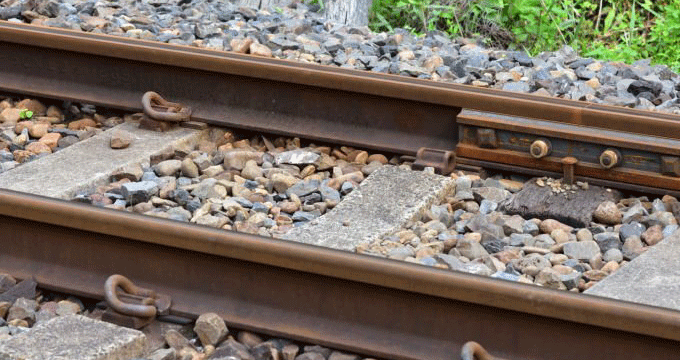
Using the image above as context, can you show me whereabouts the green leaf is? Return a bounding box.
[604,7,616,33]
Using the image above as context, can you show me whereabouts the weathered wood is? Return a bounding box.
[233,0,373,26]
[501,180,621,228]
[323,0,373,27]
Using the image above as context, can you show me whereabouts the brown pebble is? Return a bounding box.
[15,121,33,135]
[39,132,61,149]
[28,122,49,138]
[367,153,388,164]
[237,331,262,348]
[250,42,272,57]
[0,108,21,124]
[25,141,52,155]
[16,99,46,116]
[230,38,253,53]
[110,130,134,149]
[12,150,32,163]
[46,105,63,120]
[353,150,369,164]
[68,118,97,130]
[641,224,664,246]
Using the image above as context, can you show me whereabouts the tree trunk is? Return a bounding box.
[323,0,372,26]
[233,0,374,27]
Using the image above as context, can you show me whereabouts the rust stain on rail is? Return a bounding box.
[1,190,680,359]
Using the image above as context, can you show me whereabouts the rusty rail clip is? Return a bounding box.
[412,147,456,175]
[460,341,508,360]
[103,274,171,329]
[142,91,192,122]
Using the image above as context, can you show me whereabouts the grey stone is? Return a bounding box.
[619,222,646,240]
[191,178,222,200]
[664,224,679,237]
[0,278,36,304]
[603,248,624,263]
[472,187,510,203]
[286,179,320,198]
[560,272,582,290]
[593,232,622,252]
[522,221,539,235]
[319,185,341,203]
[528,234,556,249]
[121,181,159,205]
[0,315,146,359]
[622,236,644,260]
[292,211,319,222]
[7,298,37,324]
[275,149,320,166]
[502,215,525,235]
[0,274,16,293]
[456,239,489,259]
[509,233,532,246]
[461,262,493,276]
[211,338,255,360]
[281,166,454,250]
[502,81,530,92]
[149,348,176,360]
[515,253,551,272]
[563,241,601,261]
[622,204,648,223]
[434,253,464,270]
[478,199,497,214]
[387,246,415,260]
[491,271,521,282]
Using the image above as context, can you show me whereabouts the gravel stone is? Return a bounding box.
[154,159,182,177]
[121,181,159,205]
[593,232,622,252]
[593,201,622,224]
[619,222,646,240]
[641,224,664,246]
[563,241,601,261]
[194,312,228,347]
[603,248,624,263]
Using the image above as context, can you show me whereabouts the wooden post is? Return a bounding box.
[232,0,374,27]
[323,0,373,27]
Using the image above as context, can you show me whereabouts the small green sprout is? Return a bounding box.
[19,109,33,120]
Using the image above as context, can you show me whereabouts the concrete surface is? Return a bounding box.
[0,122,203,199]
[585,229,680,311]
[0,315,146,360]
[281,165,455,251]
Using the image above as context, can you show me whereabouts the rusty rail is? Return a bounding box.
[2,189,680,360]
[2,22,680,193]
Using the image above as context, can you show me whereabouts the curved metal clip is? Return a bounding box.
[460,341,507,360]
[142,91,191,123]
[104,274,171,318]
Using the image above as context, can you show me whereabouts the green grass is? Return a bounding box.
[362,0,680,71]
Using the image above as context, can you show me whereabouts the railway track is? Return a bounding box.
[2,21,680,360]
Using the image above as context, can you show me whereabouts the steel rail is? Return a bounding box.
[2,21,680,150]
[1,189,680,360]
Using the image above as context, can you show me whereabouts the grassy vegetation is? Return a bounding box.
[366,0,680,71]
